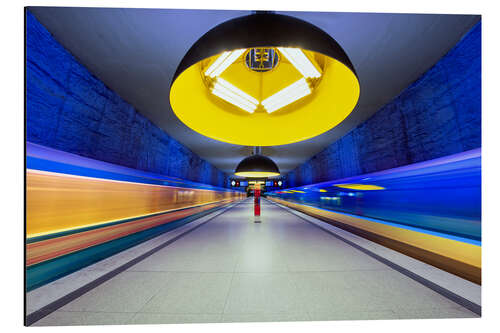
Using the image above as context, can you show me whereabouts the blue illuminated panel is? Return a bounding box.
[268,149,481,243]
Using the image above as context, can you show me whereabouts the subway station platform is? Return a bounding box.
[31,198,478,326]
[24,8,482,328]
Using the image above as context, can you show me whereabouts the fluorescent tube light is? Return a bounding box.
[262,81,310,109]
[211,77,258,113]
[212,88,256,113]
[216,78,259,105]
[212,87,256,112]
[264,89,310,113]
[262,78,309,105]
[204,51,230,77]
[205,49,246,78]
[262,78,311,113]
[212,87,256,110]
[277,47,321,78]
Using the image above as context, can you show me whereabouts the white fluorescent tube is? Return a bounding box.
[262,78,309,107]
[213,83,257,110]
[263,86,310,111]
[207,49,246,77]
[282,48,320,78]
[211,49,245,76]
[213,86,256,111]
[211,79,258,113]
[212,88,256,113]
[262,78,311,113]
[265,88,311,113]
[262,86,309,110]
[278,47,321,78]
[216,78,259,105]
[290,48,320,77]
[204,51,230,77]
[262,78,309,105]
[262,80,307,106]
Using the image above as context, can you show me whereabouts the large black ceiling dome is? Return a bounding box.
[169,12,360,147]
[172,12,357,83]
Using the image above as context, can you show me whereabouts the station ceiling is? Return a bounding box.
[28,7,480,175]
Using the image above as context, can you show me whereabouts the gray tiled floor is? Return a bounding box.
[34,199,478,326]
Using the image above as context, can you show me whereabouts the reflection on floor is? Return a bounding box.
[34,199,478,325]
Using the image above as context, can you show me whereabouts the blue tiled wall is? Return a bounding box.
[26,10,227,187]
[287,21,481,187]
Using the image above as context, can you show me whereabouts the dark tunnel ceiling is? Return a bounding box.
[28,7,480,175]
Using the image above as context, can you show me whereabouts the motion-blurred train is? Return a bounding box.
[26,142,481,289]
[267,148,481,283]
[25,143,245,291]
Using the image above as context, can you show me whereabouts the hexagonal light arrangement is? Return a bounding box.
[205,47,322,114]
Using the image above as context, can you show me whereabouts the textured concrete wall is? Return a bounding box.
[26,10,227,187]
[287,21,481,187]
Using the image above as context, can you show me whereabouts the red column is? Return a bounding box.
[254,188,261,223]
